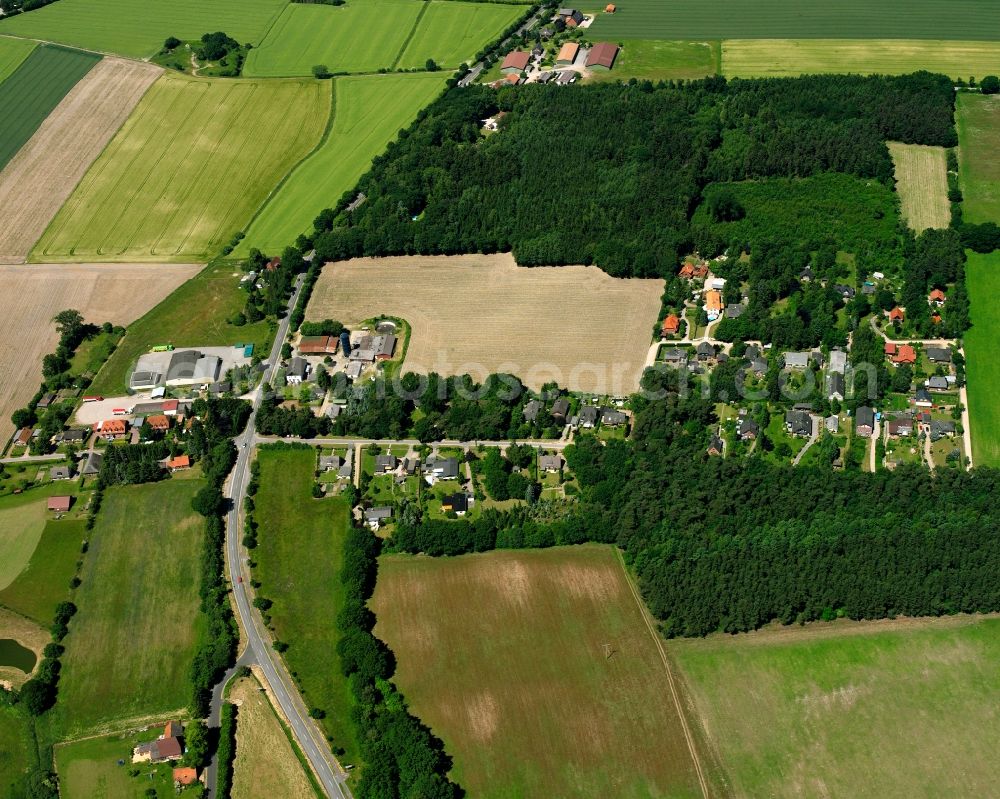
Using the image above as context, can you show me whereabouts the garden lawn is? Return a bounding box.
[395,1,526,69]
[588,40,717,83]
[237,72,445,253]
[50,479,205,736]
[671,615,1000,799]
[964,251,1000,467]
[0,36,34,84]
[0,44,99,171]
[33,72,328,262]
[253,447,360,765]
[56,731,178,799]
[957,92,1000,224]
[0,706,31,797]
[0,519,85,625]
[0,0,288,59]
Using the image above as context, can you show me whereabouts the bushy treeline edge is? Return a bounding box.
[215,701,238,799]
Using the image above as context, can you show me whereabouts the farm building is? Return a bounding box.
[555,70,578,85]
[298,335,339,355]
[501,51,531,74]
[586,42,620,70]
[47,496,72,512]
[375,334,397,361]
[13,427,32,447]
[558,7,584,26]
[505,73,523,86]
[556,42,579,64]
[605,3,616,11]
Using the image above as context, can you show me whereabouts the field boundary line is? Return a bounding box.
[614,547,711,799]
[391,0,431,70]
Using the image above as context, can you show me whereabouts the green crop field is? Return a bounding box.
[588,40,717,83]
[590,0,1000,40]
[89,262,274,396]
[964,252,1000,467]
[957,93,1000,224]
[0,494,52,593]
[253,447,360,765]
[0,706,31,797]
[0,519,84,626]
[722,39,1000,79]
[371,545,713,799]
[50,479,205,736]
[238,72,445,253]
[671,615,1000,798]
[395,1,525,69]
[0,0,288,59]
[32,72,328,263]
[0,44,99,171]
[243,0,422,76]
[0,36,35,84]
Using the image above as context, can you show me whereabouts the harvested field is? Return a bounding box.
[0,263,198,446]
[0,58,161,263]
[308,254,663,393]
[372,545,713,799]
[888,142,949,232]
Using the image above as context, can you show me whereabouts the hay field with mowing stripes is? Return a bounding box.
[957,93,1000,225]
[888,143,949,232]
[0,35,35,84]
[0,44,99,172]
[395,1,526,69]
[33,72,328,262]
[0,58,161,263]
[308,254,665,394]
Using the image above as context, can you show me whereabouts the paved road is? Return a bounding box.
[206,277,352,799]
[258,435,576,451]
[0,452,64,464]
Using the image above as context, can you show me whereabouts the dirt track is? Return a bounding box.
[0,263,199,446]
[308,254,664,394]
[0,58,162,263]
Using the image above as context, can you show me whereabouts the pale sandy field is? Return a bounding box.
[0,58,161,263]
[0,263,198,445]
[888,142,950,232]
[307,254,664,394]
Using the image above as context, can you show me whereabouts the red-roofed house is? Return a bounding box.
[162,399,179,416]
[501,50,530,74]
[147,414,170,433]
[95,419,128,440]
[661,314,681,337]
[678,262,708,279]
[163,720,183,739]
[891,344,917,366]
[928,288,946,306]
[166,455,191,471]
[14,427,32,447]
[884,341,897,356]
[888,306,905,323]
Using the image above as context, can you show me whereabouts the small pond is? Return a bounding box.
[0,639,37,674]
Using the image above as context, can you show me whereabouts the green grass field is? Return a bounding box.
[964,251,1000,467]
[0,36,35,84]
[88,262,274,396]
[395,1,525,69]
[33,72,328,263]
[0,44,99,171]
[56,731,178,799]
[722,39,1000,79]
[0,0,288,59]
[238,72,445,253]
[371,545,711,799]
[0,494,52,593]
[244,0,421,76]
[888,142,949,232]
[0,706,31,797]
[671,615,1000,798]
[253,447,360,765]
[957,93,1000,224]
[590,0,1000,40]
[50,479,205,736]
[0,519,84,626]
[588,40,717,83]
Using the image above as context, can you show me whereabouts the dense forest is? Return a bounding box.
[307,73,956,278]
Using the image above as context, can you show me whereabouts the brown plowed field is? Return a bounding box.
[0,263,198,445]
[0,58,161,263]
[307,254,664,394]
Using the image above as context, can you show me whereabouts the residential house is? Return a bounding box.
[661,314,681,336]
[326,404,342,420]
[886,416,914,437]
[558,7,584,26]
[162,399,180,416]
[556,41,579,64]
[286,357,308,385]
[783,351,810,370]
[833,284,855,299]
[319,454,341,472]
[132,721,183,764]
[47,496,72,512]
[147,414,170,433]
[825,415,840,433]
[926,347,952,363]
[928,288,947,306]
[749,357,769,376]
[888,306,905,323]
[707,434,724,456]
[799,266,814,282]
[441,493,470,515]
[724,304,745,319]
[501,50,531,74]
[662,348,688,366]
[209,381,231,396]
[166,455,191,471]
[828,372,846,402]
[427,457,459,482]
[49,465,72,481]
[79,451,102,477]
[60,428,89,444]
[891,344,917,366]
[551,398,570,423]
[855,406,875,437]
[678,262,708,279]
[13,427,32,447]
[579,405,600,428]
[37,392,55,410]
[365,507,392,530]
[539,454,563,472]
[930,419,956,442]
[95,419,128,441]
[884,341,897,357]
[601,408,628,426]
[695,341,716,362]
[586,42,620,70]
[523,399,542,422]
[915,388,933,407]
[785,410,812,438]
[338,450,354,480]
[704,289,724,320]
[927,376,949,391]
[737,416,759,441]
[829,349,847,374]
[605,2,615,10]
[375,454,398,473]
[402,457,419,475]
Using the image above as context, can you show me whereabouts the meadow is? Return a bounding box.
[56,731,179,799]
[588,40,717,83]
[590,0,1000,40]
[957,92,1000,224]
[0,706,31,796]
[964,251,1000,467]
[33,72,328,263]
[670,615,1000,798]
[0,492,57,592]
[395,1,526,70]
[888,142,949,231]
[371,545,712,799]
[0,36,34,84]
[0,0,288,59]
[238,72,445,254]
[0,45,99,171]
[0,517,84,626]
[51,479,205,736]
[252,447,360,765]
[722,39,1000,79]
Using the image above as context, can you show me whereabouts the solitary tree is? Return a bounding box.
[982,75,1000,95]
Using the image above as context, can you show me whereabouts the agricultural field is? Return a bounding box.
[589,0,1000,40]
[238,72,445,253]
[0,518,85,626]
[957,92,1000,224]
[33,72,328,263]
[670,615,1000,798]
[229,674,319,799]
[888,143,949,232]
[395,1,526,70]
[0,706,32,796]
[0,493,56,593]
[243,0,422,76]
[0,263,198,447]
[0,58,161,263]
[588,40,717,83]
[0,0,288,59]
[49,479,205,736]
[372,545,712,798]
[721,39,1000,79]
[0,44,100,172]
[0,35,34,84]
[252,447,360,765]
[964,251,1000,467]
[308,253,665,394]
[56,730,180,799]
